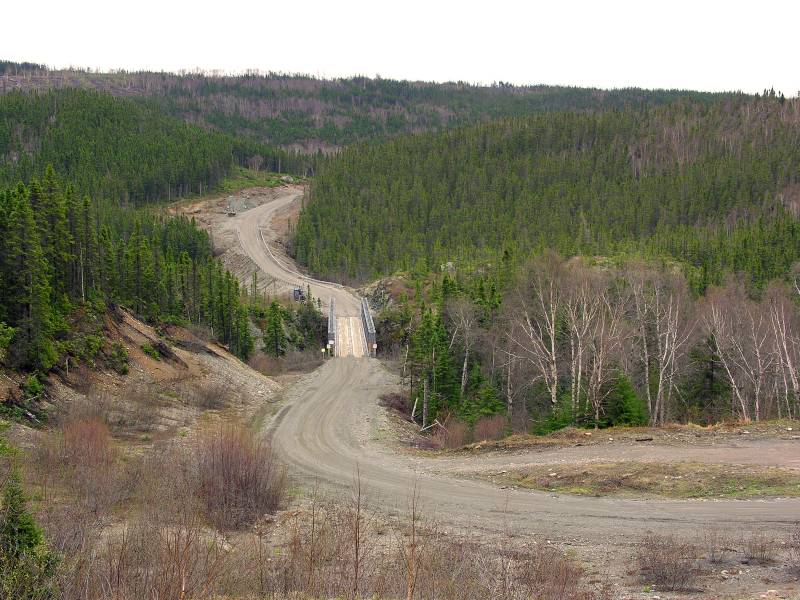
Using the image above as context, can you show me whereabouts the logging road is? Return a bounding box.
[230,187,366,358]
[235,187,800,545]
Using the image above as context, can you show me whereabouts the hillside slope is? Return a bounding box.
[0,88,295,203]
[295,94,800,288]
[0,63,733,153]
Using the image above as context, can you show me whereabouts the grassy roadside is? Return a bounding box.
[489,462,800,499]
[444,419,800,455]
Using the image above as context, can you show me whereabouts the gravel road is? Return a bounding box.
[237,187,800,545]
[229,187,367,357]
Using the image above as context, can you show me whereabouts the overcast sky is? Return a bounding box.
[4,0,798,94]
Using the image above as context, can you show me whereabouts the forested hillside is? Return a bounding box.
[0,87,274,396]
[295,94,800,290]
[0,62,730,152]
[0,88,299,204]
[0,166,254,379]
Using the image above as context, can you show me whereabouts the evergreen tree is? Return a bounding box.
[0,470,43,559]
[0,469,57,600]
[263,301,286,357]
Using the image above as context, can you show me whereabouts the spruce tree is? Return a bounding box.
[263,301,285,357]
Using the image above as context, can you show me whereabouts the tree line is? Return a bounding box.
[0,61,734,151]
[395,254,800,433]
[295,94,800,293]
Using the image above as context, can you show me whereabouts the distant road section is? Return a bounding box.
[229,186,367,357]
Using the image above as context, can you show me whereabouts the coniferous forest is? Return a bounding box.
[295,93,800,290]
[0,88,272,377]
[0,88,302,203]
[0,62,731,151]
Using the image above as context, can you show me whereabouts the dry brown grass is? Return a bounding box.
[453,418,800,455]
[58,505,228,600]
[185,380,230,410]
[104,382,162,433]
[195,422,286,530]
[37,444,606,600]
[249,349,323,375]
[34,416,134,516]
[497,461,800,499]
[379,391,412,419]
[217,486,607,600]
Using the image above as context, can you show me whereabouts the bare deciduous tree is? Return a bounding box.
[703,282,777,421]
[563,262,602,413]
[586,285,628,428]
[766,283,799,418]
[627,267,694,425]
[247,154,264,172]
[507,253,565,407]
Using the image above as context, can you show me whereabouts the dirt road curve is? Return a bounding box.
[229,187,367,357]
[244,188,800,544]
[271,360,800,543]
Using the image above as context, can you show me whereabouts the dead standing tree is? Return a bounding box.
[445,297,479,401]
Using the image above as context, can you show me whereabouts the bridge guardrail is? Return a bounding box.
[361,297,376,357]
[327,298,336,354]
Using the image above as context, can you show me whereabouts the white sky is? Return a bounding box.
[3,0,799,94]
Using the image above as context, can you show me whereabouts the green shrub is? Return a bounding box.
[80,335,103,363]
[0,470,58,599]
[532,392,576,435]
[603,373,648,427]
[108,342,129,375]
[140,343,160,361]
[0,323,13,365]
[21,377,43,401]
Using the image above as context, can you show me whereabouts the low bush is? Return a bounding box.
[195,423,286,529]
[187,381,230,410]
[789,523,800,573]
[637,532,699,591]
[110,383,162,433]
[140,343,160,360]
[107,342,129,375]
[62,418,114,468]
[473,414,507,441]
[432,418,471,449]
[702,528,732,564]
[35,417,132,516]
[218,488,606,600]
[742,531,777,564]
